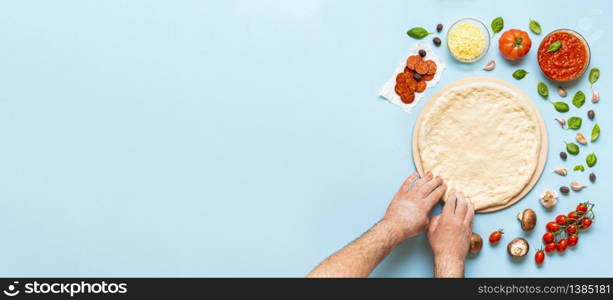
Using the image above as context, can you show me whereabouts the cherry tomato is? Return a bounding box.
[581,218,592,229]
[576,203,588,213]
[557,239,568,253]
[545,242,557,253]
[568,211,579,220]
[555,215,567,225]
[542,232,554,244]
[535,249,545,265]
[489,229,504,243]
[568,234,579,246]
[498,29,532,60]
[566,224,577,234]
[546,221,560,232]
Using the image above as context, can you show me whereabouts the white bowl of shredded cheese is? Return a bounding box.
[446,18,490,63]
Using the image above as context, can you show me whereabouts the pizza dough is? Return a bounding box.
[416,79,542,211]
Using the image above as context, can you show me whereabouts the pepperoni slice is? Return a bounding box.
[405,77,417,91]
[406,55,421,70]
[395,82,409,95]
[422,74,434,81]
[396,72,408,84]
[400,92,415,104]
[415,80,427,92]
[425,60,437,75]
[415,60,428,75]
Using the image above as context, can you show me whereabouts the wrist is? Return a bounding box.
[433,254,465,278]
[374,219,406,246]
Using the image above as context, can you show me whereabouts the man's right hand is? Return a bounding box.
[427,192,474,278]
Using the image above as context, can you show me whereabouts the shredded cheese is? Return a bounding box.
[448,23,486,61]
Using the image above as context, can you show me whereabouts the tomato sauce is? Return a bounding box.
[538,30,589,82]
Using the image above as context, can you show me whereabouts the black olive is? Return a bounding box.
[560,186,570,194]
[433,37,441,46]
[418,49,427,57]
[588,110,595,120]
[413,73,423,81]
[560,152,567,160]
[436,24,443,33]
[589,172,596,183]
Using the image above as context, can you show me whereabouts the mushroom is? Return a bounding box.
[507,237,529,257]
[517,209,537,231]
[469,232,483,254]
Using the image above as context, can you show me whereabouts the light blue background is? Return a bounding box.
[0,0,611,277]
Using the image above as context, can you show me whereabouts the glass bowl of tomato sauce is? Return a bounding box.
[537,29,590,82]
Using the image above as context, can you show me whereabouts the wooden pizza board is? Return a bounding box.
[412,77,548,213]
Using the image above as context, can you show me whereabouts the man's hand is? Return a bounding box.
[427,192,474,278]
[383,172,446,240]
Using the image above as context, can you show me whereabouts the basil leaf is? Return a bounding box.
[591,123,600,142]
[407,27,432,39]
[551,101,569,112]
[512,69,528,80]
[491,17,504,34]
[529,19,541,35]
[573,165,585,172]
[567,117,582,130]
[572,91,585,108]
[547,41,562,53]
[589,68,600,85]
[565,142,580,155]
[537,81,548,98]
[586,153,597,168]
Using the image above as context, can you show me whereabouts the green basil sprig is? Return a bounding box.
[573,165,585,172]
[572,91,585,108]
[589,68,600,85]
[491,17,504,35]
[407,27,432,39]
[586,153,597,168]
[512,69,528,80]
[537,81,548,98]
[565,142,580,155]
[547,41,562,53]
[529,19,541,35]
[551,101,569,112]
[591,123,600,142]
[567,117,582,130]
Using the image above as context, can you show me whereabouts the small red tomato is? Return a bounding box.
[542,232,554,244]
[557,239,568,252]
[555,215,567,225]
[568,234,579,246]
[489,229,504,243]
[581,218,592,228]
[535,249,545,265]
[566,224,577,234]
[545,242,557,253]
[576,203,588,213]
[546,221,560,232]
[568,211,579,220]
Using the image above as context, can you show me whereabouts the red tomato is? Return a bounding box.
[546,221,560,232]
[489,230,504,243]
[555,215,567,225]
[557,239,568,253]
[568,211,579,220]
[581,218,592,229]
[542,232,554,244]
[576,203,588,213]
[535,249,545,265]
[566,224,577,234]
[568,234,579,246]
[545,242,557,253]
[498,29,532,60]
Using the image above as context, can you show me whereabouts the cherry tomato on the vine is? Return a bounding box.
[581,218,592,229]
[557,239,568,253]
[489,230,504,243]
[568,211,580,220]
[568,234,579,246]
[555,215,567,225]
[535,249,545,265]
[546,221,560,232]
[542,232,554,244]
[566,225,577,234]
[545,242,557,253]
[576,203,588,213]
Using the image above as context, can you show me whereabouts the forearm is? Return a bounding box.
[433,255,465,278]
[307,220,404,278]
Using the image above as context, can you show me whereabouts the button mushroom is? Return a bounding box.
[469,232,483,254]
[517,208,537,232]
[507,237,529,257]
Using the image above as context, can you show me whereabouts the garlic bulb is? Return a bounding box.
[539,190,558,208]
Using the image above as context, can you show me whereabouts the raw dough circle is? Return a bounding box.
[413,77,546,212]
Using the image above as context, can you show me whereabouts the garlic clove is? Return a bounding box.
[558,86,567,97]
[555,117,566,128]
[539,189,558,208]
[570,181,586,192]
[592,90,600,103]
[576,132,587,145]
[553,168,568,176]
[483,60,495,71]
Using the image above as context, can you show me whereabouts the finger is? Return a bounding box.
[443,191,457,215]
[428,215,441,233]
[424,183,446,209]
[413,171,433,190]
[464,199,475,226]
[455,193,468,217]
[419,176,443,197]
[399,173,420,192]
